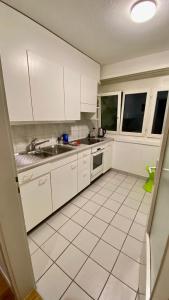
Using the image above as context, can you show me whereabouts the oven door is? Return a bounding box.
[91,150,103,180]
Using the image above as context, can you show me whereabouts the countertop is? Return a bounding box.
[16,137,114,174]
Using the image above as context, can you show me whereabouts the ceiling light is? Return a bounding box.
[131,0,157,23]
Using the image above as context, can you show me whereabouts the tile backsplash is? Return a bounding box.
[11,118,96,153]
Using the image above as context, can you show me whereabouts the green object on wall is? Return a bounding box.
[144,165,156,193]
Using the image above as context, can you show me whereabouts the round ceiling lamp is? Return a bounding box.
[130,0,157,23]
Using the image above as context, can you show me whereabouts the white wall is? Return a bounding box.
[0,3,100,81]
[101,51,169,80]
[112,139,160,177]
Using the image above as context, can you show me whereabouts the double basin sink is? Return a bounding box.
[15,144,74,169]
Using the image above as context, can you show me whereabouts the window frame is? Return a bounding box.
[119,89,150,137]
[147,88,169,139]
[98,91,122,134]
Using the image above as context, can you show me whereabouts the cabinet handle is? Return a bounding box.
[71,164,77,170]
[22,174,33,183]
[83,173,87,177]
[38,178,47,185]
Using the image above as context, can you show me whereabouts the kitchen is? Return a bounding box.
[0,1,169,300]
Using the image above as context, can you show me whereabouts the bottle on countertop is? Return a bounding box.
[88,127,96,138]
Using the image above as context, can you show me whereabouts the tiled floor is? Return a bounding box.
[28,170,152,300]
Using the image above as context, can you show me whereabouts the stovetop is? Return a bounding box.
[78,138,104,145]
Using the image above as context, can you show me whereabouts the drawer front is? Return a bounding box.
[78,149,91,159]
[49,154,77,171]
[18,163,50,185]
[78,156,91,193]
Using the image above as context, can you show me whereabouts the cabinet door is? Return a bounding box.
[1,49,33,121]
[20,174,52,232]
[51,161,78,211]
[78,155,91,193]
[28,51,65,121]
[81,76,97,112]
[103,145,112,173]
[64,67,80,120]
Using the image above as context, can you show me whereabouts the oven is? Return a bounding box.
[91,146,104,181]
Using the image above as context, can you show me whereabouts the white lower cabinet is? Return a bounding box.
[51,160,78,211]
[103,144,112,173]
[78,155,91,192]
[20,174,52,232]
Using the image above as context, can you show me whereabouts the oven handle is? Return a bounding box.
[92,149,104,156]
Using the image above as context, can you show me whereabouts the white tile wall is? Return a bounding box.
[11,118,96,152]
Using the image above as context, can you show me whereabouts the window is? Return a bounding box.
[151,91,168,134]
[100,92,121,132]
[121,92,148,134]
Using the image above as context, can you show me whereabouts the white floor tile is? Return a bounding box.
[116,187,129,196]
[98,187,113,198]
[91,193,107,205]
[103,199,121,212]
[41,232,69,261]
[30,223,55,246]
[72,195,88,207]
[121,181,134,190]
[118,205,136,220]
[75,258,109,299]
[124,176,137,184]
[135,212,148,226]
[73,229,99,255]
[85,216,108,237]
[100,275,136,300]
[90,239,119,272]
[111,214,132,233]
[82,201,100,215]
[72,209,92,227]
[61,282,92,300]
[109,192,126,203]
[61,203,79,218]
[139,203,150,215]
[81,189,95,199]
[122,236,143,263]
[112,253,140,291]
[124,197,140,210]
[128,191,144,202]
[95,206,115,223]
[102,225,126,250]
[58,219,82,241]
[56,244,87,279]
[47,213,69,231]
[89,183,102,193]
[104,182,118,192]
[28,237,38,255]
[31,248,53,281]
[37,264,71,300]
[129,222,146,242]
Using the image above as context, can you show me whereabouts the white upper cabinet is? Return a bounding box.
[27,51,65,121]
[81,76,98,113]
[64,67,81,120]
[1,49,33,122]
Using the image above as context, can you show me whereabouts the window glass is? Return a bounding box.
[122,92,147,133]
[101,95,118,131]
[151,91,168,134]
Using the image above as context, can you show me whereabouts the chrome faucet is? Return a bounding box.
[26,138,49,152]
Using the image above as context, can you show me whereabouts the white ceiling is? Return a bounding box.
[2,0,169,65]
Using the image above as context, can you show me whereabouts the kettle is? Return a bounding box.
[98,128,106,138]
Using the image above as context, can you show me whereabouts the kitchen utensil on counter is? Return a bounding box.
[62,133,69,144]
[98,128,106,138]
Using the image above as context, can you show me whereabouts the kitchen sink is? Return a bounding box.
[15,144,74,169]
